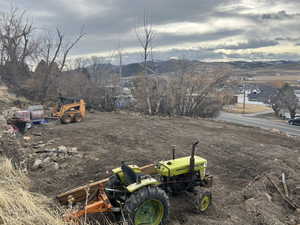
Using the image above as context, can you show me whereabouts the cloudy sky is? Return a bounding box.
[1,0,300,63]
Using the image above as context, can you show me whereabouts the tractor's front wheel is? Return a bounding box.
[195,190,212,213]
[124,186,169,225]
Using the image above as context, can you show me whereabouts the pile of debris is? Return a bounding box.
[0,107,20,137]
[224,172,300,225]
[32,145,82,170]
[1,126,83,172]
[0,104,47,136]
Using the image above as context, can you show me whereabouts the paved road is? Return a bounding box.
[216,111,300,136]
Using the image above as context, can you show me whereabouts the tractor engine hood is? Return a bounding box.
[157,156,207,178]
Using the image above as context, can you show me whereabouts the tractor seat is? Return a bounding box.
[121,163,144,185]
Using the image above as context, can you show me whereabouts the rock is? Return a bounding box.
[32,132,42,136]
[264,192,272,202]
[43,157,51,164]
[288,217,296,225]
[23,136,31,141]
[47,139,55,145]
[32,141,46,149]
[32,159,43,170]
[69,147,78,153]
[60,162,69,168]
[270,128,281,134]
[32,143,46,149]
[58,145,67,152]
[51,154,60,161]
[53,162,59,170]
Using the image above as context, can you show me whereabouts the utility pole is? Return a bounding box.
[119,51,122,81]
[117,41,122,84]
[243,77,246,114]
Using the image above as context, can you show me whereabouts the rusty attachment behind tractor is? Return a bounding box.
[63,183,113,222]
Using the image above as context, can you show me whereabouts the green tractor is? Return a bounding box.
[105,141,213,225]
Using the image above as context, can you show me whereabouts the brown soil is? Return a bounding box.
[2,111,300,225]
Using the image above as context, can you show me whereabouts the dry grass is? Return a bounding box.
[224,104,271,114]
[254,75,300,81]
[0,157,114,225]
[0,158,67,225]
[246,75,300,86]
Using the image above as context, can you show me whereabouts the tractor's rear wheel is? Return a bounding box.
[61,115,72,124]
[195,190,212,212]
[124,186,169,225]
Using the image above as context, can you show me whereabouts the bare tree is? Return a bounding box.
[40,28,85,70]
[63,56,89,72]
[131,61,230,117]
[0,7,34,65]
[0,7,38,87]
[271,83,298,118]
[131,75,167,114]
[117,40,123,81]
[26,27,85,101]
[87,56,115,86]
[163,62,231,117]
[59,26,85,72]
[135,11,155,114]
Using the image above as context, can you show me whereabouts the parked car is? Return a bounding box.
[288,117,300,125]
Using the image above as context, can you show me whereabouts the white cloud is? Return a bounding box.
[59,0,108,17]
[221,0,300,15]
[151,18,254,35]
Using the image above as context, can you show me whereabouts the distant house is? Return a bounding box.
[247,84,277,103]
[116,94,135,108]
[294,90,300,102]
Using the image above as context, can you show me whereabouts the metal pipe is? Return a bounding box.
[190,141,199,173]
[172,145,176,159]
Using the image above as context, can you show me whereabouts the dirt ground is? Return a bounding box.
[2,111,300,225]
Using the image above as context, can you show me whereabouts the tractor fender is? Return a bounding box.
[126,178,160,193]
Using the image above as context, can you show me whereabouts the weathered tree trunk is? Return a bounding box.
[289,109,296,119]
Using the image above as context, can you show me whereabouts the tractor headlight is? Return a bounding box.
[203,162,207,168]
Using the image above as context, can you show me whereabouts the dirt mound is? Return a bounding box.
[1,111,299,224]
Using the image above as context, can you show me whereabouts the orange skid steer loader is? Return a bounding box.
[52,97,86,124]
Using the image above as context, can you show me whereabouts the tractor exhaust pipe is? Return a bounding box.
[172,145,176,160]
[190,140,199,173]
